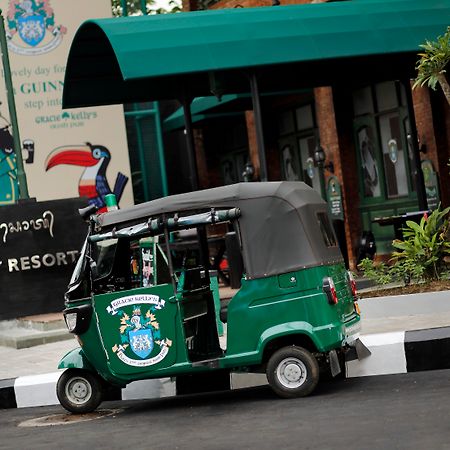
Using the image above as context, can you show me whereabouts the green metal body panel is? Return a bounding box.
[62,262,359,386]
[62,287,189,385]
[224,264,357,366]
[92,284,187,384]
[58,347,95,372]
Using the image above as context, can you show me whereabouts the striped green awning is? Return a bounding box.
[63,0,450,108]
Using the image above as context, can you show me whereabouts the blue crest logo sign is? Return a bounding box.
[129,328,154,359]
[6,0,67,56]
[17,13,45,47]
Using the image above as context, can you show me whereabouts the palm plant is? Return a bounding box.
[413,26,450,106]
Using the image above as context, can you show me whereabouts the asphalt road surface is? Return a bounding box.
[2,370,450,450]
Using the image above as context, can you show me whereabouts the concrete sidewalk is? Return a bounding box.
[1,289,450,409]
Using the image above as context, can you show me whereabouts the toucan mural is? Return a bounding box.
[45,143,129,213]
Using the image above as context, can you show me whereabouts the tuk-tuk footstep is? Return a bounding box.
[191,358,221,369]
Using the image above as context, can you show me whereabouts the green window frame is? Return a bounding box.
[277,104,321,196]
[353,81,417,207]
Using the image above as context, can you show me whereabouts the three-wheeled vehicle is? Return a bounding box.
[57,182,366,413]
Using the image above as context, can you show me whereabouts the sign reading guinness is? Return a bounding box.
[0,197,87,320]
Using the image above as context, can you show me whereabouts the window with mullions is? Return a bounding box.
[277,104,321,195]
[353,81,416,201]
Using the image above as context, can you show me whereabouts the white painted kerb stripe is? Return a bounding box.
[14,371,62,408]
[346,331,407,378]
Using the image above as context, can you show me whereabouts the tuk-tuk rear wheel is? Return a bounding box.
[57,369,103,414]
[266,346,319,398]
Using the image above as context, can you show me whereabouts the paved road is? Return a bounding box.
[2,370,450,450]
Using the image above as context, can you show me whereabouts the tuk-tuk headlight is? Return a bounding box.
[64,313,78,332]
[63,304,92,335]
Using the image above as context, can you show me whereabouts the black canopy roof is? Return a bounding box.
[96,182,342,279]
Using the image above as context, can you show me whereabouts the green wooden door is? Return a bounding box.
[353,83,419,254]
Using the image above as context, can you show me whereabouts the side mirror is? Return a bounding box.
[79,204,98,221]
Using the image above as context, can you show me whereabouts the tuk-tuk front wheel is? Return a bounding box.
[266,346,319,398]
[57,369,103,414]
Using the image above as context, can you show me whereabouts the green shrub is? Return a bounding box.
[391,207,450,282]
[357,258,393,285]
[358,207,450,285]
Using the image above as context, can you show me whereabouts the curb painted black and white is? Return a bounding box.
[2,326,450,410]
[346,327,450,377]
[0,372,177,409]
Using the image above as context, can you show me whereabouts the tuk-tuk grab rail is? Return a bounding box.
[88,208,241,243]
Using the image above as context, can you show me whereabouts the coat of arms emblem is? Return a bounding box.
[6,0,67,55]
[107,295,172,368]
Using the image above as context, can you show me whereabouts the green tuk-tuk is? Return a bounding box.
[57,182,366,413]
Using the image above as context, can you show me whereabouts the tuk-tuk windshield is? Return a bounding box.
[68,236,88,287]
[66,236,91,301]
[88,232,173,293]
[91,238,118,280]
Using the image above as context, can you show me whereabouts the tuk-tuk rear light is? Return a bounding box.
[323,277,338,305]
[347,271,357,298]
[64,313,77,332]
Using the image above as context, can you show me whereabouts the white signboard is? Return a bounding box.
[0,0,134,211]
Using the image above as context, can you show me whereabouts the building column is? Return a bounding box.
[245,111,261,180]
[314,86,360,270]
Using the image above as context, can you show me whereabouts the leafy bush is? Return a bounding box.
[357,258,393,285]
[391,207,450,282]
[358,207,450,285]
